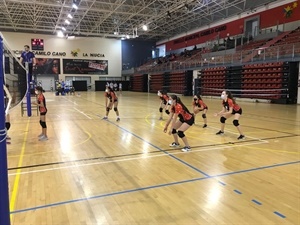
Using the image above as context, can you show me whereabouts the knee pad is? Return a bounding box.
[202,114,206,119]
[220,117,226,123]
[106,107,110,112]
[41,121,47,128]
[159,107,163,113]
[39,120,43,126]
[172,129,177,134]
[5,122,11,131]
[165,109,170,115]
[233,119,239,127]
[177,131,185,138]
[114,107,118,112]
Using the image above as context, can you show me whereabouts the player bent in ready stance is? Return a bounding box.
[157,90,171,120]
[103,87,120,121]
[163,95,194,152]
[192,94,208,128]
[214,90,245,140]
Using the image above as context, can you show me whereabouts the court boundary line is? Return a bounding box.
[10,160,300,215]
[7,141,266,176]
[9,119,30,217]
[7,133,298,167]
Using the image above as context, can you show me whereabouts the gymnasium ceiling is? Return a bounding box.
[0,0,279,41]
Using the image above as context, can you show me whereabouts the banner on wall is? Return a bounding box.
[35,58,60,75]
[12,57,60,75]
[63,59,108,75]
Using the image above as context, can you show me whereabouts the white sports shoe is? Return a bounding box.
[39,135,48,141]
[169,142,180,147]
[181,146,191,152]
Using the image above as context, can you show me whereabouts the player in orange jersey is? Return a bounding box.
[214,90,245,140]
[192,94,208,128]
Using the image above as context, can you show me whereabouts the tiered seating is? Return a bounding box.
[236,39,268,51]
[257,28,300,60]
[274,28,300,46]
[201,67,226,96]
[150,73,164,93]
[242,62,288,99]
[130,74,146,92]
[169,72,186,94]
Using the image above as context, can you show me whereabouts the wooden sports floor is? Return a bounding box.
[6,91,300,225]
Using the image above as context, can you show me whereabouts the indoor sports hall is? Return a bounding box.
[0,0,300,225]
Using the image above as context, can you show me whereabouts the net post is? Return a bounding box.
[0,35,11,225]
[25,62,32,117]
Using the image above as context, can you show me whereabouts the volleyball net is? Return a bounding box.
[1,32,28,114]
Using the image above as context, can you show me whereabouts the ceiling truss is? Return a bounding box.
[0,0,280,41]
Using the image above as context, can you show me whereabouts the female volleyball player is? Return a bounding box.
[103,87,120,121]
[157,90,171,120]
[192,94,208,128]
[163,95,194,152]
[33,86,48,141]
[214,90,245,140]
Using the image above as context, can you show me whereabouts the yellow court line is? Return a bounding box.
[10,118,30,218]
[244,145,300,155]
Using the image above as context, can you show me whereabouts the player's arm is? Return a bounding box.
[163,111,175,133]
[32,53,36,65]
[169,113,178,130]
[104,93,108,106]
[214,106,226,117]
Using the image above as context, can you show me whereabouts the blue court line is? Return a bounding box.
[218,181,226,186]
[234,189,242,194]
[10,160,300,215]
[252,199,262,205]
[106,120,210,177]
[215,160,300,178]
[11,176,209,214]
[274,211,286,218]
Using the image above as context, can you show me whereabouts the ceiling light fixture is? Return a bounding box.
[57,31,64,37]
[142,25,148,31]
[72,4,78,9]
[65,19,70,24]
[62,27,66,31]
[72,0,79,9]
[67,14,73,19]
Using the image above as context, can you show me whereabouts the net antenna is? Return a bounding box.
[3,85,12,115]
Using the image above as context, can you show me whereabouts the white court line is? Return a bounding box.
[73,107,92,119]
[208,125,269,144]
[64,97,79,105]
[8,141,265,176]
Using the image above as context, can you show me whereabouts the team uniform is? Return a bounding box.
[159,94,169,105]
[158,93,171,120]
[216,96,244,140]
[103,88,120,121]
[38,94,47,115]
[105,91,118,102]
[222,98,242,115]
[172,103,194,126]
[192,99,208,110]
[192,98,208,128]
